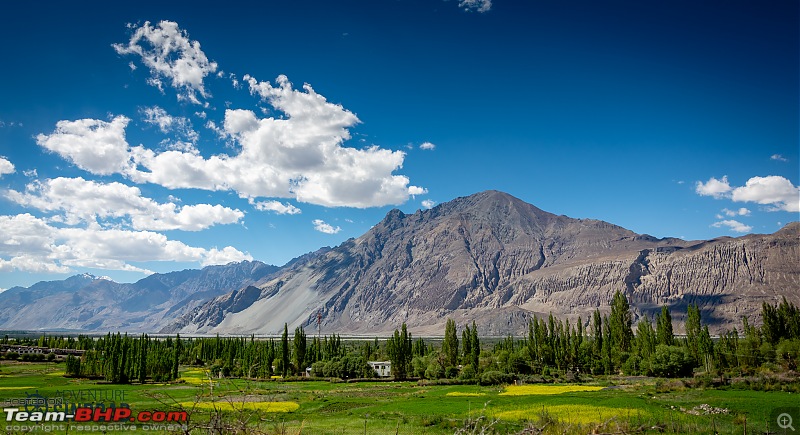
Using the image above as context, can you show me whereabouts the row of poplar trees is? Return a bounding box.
[49,292,800,382]
[65,333,180,382]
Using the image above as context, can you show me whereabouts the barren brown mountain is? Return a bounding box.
[166,190,800,336]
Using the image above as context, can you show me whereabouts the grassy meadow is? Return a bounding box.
[1,361,796,434]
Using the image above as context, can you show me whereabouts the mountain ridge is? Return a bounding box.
[2,190,797,335]
[164,191,800,336]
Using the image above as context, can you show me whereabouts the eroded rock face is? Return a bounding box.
[169,191,800,336]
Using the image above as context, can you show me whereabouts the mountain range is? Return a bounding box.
[1,190,798,335]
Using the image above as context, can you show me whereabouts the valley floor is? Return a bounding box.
[0,361,796,434]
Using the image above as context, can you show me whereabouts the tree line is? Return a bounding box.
[4,292,800,384]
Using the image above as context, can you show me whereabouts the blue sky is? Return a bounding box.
[0,0,797,289]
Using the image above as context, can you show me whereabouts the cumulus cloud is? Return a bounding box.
[420,142,436,150]
[5,177,243,231]
[422,199,436,209]
[0,213,250,274]
[712,219,753,234]
[250,199,302,215]
[771,154,788,162]
[459,0,492,12]
[312,219,341,234]
[113,21,218,104]
[697,175,798,213]
[37,74,424,208]
[0,156,14,176]
[695,176,732,199]
[731,176,800,213]
[36,116,132,175]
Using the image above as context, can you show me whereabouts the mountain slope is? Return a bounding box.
[0,261,279,331]
[168,191,800,335]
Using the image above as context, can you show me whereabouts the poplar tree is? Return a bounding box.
[293,326,307,375]
[172,334,181,381]
[387,323,412,379]
[470,321,480,370]
[685,304,702,364]
[609,291,634,354]
[281,323,290,377]
[461,327,472,366]
[441,319,459,368]
[138,334,147,383]
[656,305,674,346]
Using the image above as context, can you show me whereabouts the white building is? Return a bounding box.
[367,361,392,377]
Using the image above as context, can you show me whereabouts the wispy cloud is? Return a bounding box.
[459,0,492,13]
[312,219,341,234]
[113,21,218,104]
[250,199,302,215]
[771,154,788,162]
[721,207,750,217]
[712,219,752,233]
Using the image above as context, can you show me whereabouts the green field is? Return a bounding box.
[1,361,796,434]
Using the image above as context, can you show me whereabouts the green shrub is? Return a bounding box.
[479,370,513,386]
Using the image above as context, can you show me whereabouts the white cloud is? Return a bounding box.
[36,116,132,176]
[0,156,14,176]
[23,169,37,177]
[408,186,428,196]
[459,0,492,12]
[771,154,788,162]
[721,207,751,217]
[0,213,250,274]
[5,177,243,231]
[312,219,341,234]
[695,176,731,199]
[90,74,421,208]
[712,219,753,233]
[420,142,436,150]
[200,246,252,267]
[697,175,798,213]
[39,25,424,210]
[731,176,800,213]
[250,199,302,215]
[422,199,436,209]
[113,21,218,104]
[142,106,199,144]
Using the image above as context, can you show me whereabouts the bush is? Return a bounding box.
[4,351,19,360]
[425,362,444,380]
[458,364,477,381]
[21,353,45,362]
[479,370,513,386]
[651,345,692,377]
[777,339,800,370]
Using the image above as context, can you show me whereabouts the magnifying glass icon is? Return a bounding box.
[778,413,796,431]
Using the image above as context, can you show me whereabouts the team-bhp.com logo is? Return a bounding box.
[5,406,188,423]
